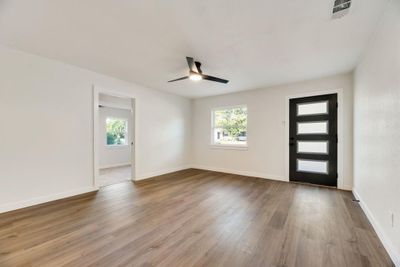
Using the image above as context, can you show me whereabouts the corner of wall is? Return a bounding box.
[353,189,400,266]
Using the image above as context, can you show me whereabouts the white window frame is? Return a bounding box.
[211,105,248,150]
[105,116,129,147]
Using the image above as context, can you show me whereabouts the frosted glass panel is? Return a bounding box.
[297,159,328,174]
[297,141,328,154]
[297,121,328,134]
[297,101,328,116]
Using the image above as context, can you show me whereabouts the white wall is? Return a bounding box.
[0,45,192,212]
[192,73,353,189]
[353,0,400,264]
[99,106,132,169]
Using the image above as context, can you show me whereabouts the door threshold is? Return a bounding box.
[290,181,337,189]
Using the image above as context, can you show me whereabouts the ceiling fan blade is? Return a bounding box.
[186,57,199,73]
[195,61,202,74]
[202,74,229,84]
[168,76,189,82]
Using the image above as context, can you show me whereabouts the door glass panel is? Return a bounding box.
[297,121,328,135]
[297,101,328,116]
[297,159,328,174]
[297,141,328,154]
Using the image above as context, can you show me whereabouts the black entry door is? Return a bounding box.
[289,94,338,187]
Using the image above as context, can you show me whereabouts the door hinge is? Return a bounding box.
[336,173,339,179]
[336,102,338,108]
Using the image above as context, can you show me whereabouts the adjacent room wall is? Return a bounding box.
[99,106,132,169]
[353,0,400,264]
[0,45,192,213]
[192,73,353,189]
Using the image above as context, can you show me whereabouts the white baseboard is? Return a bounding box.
[0,186,98,214]
[0,165,189,213]
[99,162,131,169]
[191,165,287,182]
[135,165,192,181]
[339,185,353,191]
[353,189,400,266]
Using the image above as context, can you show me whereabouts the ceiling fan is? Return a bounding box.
[168,57,229,84]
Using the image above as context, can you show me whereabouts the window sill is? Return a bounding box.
[210,145,248,151]
[106,145,129,149]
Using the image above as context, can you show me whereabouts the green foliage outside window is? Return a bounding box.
[214,107,247,144]
[106,118,127,145]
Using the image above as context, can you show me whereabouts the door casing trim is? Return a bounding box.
[93,85,137,188]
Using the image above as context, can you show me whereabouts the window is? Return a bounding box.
[106,117,128,146]
[212,106,247,147]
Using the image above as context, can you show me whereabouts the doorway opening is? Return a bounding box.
[94,90,135,187]
[289,93,338,187]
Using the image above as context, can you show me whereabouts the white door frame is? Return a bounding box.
[284,88,345,189]
[93,85,137,188]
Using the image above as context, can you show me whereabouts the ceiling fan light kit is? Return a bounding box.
[189,72,202,81]
[168,57,229,84]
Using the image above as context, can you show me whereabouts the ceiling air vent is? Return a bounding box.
[332,0,351,19]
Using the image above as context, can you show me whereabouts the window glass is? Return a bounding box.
[212,106,247,146]
[297,121,328,135]
[297,141,329,154]
[297,159,328,174]
[106,117,128,145]
[297,101,328,116]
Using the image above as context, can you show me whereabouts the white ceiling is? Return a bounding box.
[0,0,388,98]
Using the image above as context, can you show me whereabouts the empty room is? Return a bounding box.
[0,0,399,266]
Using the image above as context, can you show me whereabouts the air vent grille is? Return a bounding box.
[332,0,351,19]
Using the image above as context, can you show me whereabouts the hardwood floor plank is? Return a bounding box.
[0,169,394,267]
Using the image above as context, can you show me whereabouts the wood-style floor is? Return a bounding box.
[0,169,393,267]
[99,165,132,187]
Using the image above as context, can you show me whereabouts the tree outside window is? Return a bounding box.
[212,106,247,146]
[106,117,128,145]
